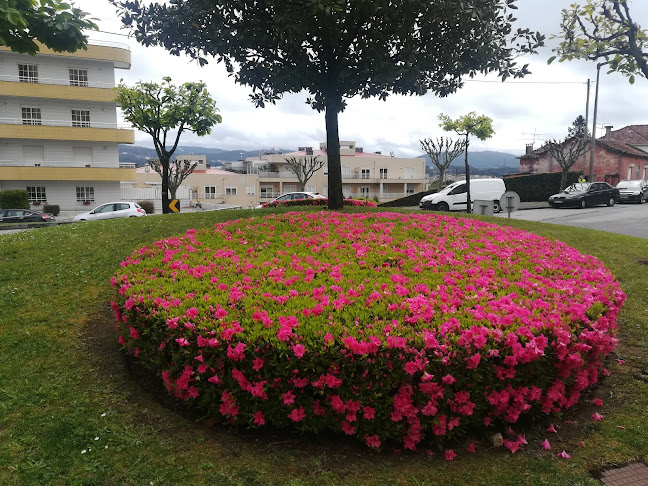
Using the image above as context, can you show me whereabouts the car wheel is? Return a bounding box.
[579,198,586,209]
[607,197,616,207]
[639,194,645,204]
[493,200,501,213]
[436,202,449,211]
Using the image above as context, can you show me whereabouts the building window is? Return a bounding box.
[306,185,316,193]
[360,186,370,196]
[380,168,388,179]
[18,64,38,83]
[260,186,274,198]
[406,187,415,195]
[204,186,216,199]
[284,184,297,193]
[71,109,90,127]
[69,68,89,87]
[76,186,95,203]
[323,165,328,175]
[22,107,42,125]
[361,168,371,179]
[323,186,328,196]
[246,185,255,195]
[225,186,237,195]
[342,185,351,197]
[404,167,416,179]
[27,186,46,203]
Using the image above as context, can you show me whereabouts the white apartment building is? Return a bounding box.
[133,142,427,208]
[0,42,134,210]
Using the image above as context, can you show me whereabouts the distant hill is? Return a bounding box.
[418,150,519,170]
[119,145,297,166]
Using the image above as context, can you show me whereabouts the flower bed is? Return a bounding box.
[112,211,625,450]
[261,197,377,208]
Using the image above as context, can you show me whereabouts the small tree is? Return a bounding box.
[438,112,495,213]
[545,117,591,191]
[115,77,222,213]
[147,157,199,201]
[0,0,97,54]
[550,0,648,83]
[419,137,467,193]
[284,155,325,191]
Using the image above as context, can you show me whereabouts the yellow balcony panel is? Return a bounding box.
[0,42,131,69]
[0,124,134,144]
[0,80,116,103]
[0,166,136,182]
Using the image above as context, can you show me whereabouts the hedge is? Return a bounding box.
[112,211,624,451]
[0,190,29,210]
[261,198,378,208]
[503,172,583,202]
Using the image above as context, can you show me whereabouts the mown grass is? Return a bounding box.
[1,207,647,486]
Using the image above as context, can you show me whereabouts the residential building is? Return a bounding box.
[518,125,648,185]
[245,141,427,202]
[132,141,427,209]
[0,41,135,210]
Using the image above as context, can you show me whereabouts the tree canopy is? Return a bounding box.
[419,137,467,193]
[0,0,97,54]
[284,155,325,191]
[545,117,590,191]
[115,77,222,213]
[113,0,543,209]
[551,0,648,83]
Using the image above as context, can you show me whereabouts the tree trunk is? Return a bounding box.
[325,96,343,210]
[438,168,445,193]
[464,135,471,214]
[560,170,568,192]
[161,157,171,214]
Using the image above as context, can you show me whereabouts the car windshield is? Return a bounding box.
[564,183,590,193]
[617,181,641,189]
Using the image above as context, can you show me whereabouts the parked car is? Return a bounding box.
[256,192,326,209]
[73,202,147,221]
[548,182,619,208]
[419,178,506,212]
[615,180,648,204]
[0,209,55,223]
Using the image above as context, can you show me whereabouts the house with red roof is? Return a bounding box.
[518,125,648,185]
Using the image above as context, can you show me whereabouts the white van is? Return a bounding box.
[419,178,506,212]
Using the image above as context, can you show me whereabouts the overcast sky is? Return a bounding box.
[75,0,648,158]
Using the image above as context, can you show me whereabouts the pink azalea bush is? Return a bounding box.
[111,211,625,450]
[261,197,377,208]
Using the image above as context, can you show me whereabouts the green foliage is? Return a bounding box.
[115,77,222,213]
[503,172,583,202]
[111,0,544,210]
[550,0,648,81]
[137,200,155,214]
[261,198,377,209]
[0,0,97,54]
[43,204,59,216]
[0,189,29,209]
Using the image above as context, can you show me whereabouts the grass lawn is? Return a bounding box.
[1,207,647,486]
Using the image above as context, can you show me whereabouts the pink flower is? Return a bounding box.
[592,398,603,407]
[175,337,190,347]
[363,406,375,420]
[591,412,604,421]
[466,442,477,453]
[365,435,381,448]
[282,391,295,405]
[541,439,551,450]
[129,326,139,340]
[252,358,264,371]
[341,421,355,435]
[444,449,457,461]
[546,424,557,433]
[617,359,625,364]
[226,342,246,361]
[253,410,265,426]
[557,450,571,459]
[442,374,457,385]
[288,407,306,422]
[292,344,306,358]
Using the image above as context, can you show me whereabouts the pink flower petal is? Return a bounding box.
[541,439,551,450]
[557,450,571,459]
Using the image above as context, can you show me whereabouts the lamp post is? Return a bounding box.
[588,62,606,182]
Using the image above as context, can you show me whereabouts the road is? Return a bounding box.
[493,203,648,239]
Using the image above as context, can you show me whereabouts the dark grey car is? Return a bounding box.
[548,182,620,209]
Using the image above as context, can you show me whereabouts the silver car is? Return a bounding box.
[73,202,147,221]
[616,180,648,204]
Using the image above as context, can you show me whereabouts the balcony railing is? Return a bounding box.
[0,74,115,89]
[258,171,297,179]
[0,117,131,130]
[259,192,282,199]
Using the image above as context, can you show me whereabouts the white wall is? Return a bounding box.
[3,98,118,126]
[0,180,122,211]
[0,139,119,167]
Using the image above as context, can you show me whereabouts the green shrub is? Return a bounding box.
[43,205,60,216]
[138,200,155,214]
[0,190,29,209]
[503,172,583,202]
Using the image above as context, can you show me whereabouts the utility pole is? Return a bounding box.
[588,63,605,182]
[582,79,590,172]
